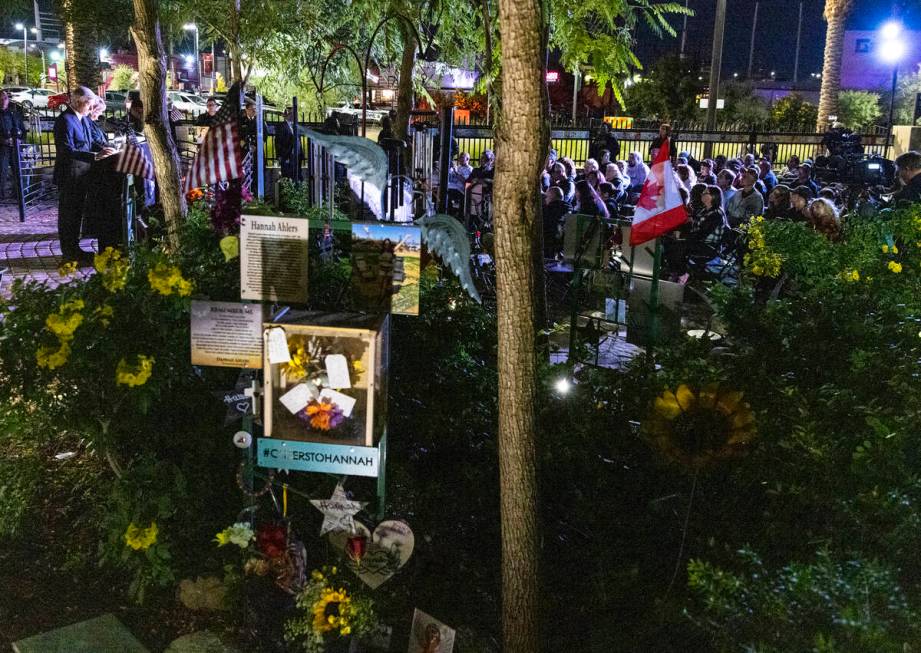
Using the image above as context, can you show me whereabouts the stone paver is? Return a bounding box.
[0,199,59,242]
[0,202,96,299]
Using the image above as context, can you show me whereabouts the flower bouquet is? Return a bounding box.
[214,522,307,596]
[275,334,367,442]
[285,566,380,653]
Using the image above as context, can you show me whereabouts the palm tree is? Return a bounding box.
[59,0,101,89]
[816,0,855,131]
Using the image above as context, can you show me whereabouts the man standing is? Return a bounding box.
[0,90,27,201]
[54,87,102,264]
[275,107,301,181]
[893,151,921,204]
[195,96,219,127]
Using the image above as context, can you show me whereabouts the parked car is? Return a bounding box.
[6,88,56,110]
[48,92,70,110]
[104,91,128,112]
[1,86,31,96]
[325,102,389,125]
[167,91,208,116]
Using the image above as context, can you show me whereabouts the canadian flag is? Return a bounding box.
[630,137,688,246]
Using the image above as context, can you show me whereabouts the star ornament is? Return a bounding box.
[310,483,366,535]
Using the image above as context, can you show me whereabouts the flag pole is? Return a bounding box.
[647,238,663,359]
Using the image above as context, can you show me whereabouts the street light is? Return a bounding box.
[878,20,905,156]
[14,22,27,84]
[183,23,200,90]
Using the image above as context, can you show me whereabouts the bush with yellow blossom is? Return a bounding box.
[147,262,193,296]
[115,354,155,387]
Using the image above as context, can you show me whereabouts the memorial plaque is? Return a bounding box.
[240,214,309,303]
[191,301,264,368]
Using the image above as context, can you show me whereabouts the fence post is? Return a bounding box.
[291,96,300,185]
[13,134,26,223]
[255,93,265,201]
[437,106,454,214]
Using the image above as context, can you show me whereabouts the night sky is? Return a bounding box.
[633,0,918,81]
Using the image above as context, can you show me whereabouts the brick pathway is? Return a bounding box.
[0,200,96,298]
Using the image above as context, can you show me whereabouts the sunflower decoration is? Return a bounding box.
[286,566,380,650]
[645,383,756,469]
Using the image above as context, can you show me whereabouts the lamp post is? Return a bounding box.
[15,23,28,84]
[183,24,200,91]
[705,0,727,158]
[879,21,905,157]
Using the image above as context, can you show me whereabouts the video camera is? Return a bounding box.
[813,154,895,187]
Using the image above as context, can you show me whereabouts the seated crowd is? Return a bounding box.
[526,129,921,281]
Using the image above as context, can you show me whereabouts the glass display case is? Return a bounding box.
[263,311,389,447]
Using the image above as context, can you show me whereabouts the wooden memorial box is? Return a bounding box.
[263,311,389,448]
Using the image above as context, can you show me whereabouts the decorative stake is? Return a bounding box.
[243,379,262,418]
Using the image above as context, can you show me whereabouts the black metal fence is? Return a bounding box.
[453,123,892,167]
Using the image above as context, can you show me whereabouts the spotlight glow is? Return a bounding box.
[880,21,902,40]
[554,378,571,395]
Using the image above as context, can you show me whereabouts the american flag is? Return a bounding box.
[169,105,184,122]
[113,127,154,180]
[183,83,242,192]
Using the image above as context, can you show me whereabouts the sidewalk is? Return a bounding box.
[0,200,95,298]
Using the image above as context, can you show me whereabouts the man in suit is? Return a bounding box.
[275,107,301,181]
[0,90,27,201]
[54,86,113,264]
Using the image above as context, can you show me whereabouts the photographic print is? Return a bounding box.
[351,223,422,316]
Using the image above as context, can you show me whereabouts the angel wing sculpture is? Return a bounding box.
[415,213,481,304]
[302,129,388,194]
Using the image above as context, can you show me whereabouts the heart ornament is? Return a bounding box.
[329,519,414,589]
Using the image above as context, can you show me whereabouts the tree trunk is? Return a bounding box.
[130,0,187,252]
[494,0,548,646]
[394,23,416,145]
[228,0,243,84]
[816,0,853,131]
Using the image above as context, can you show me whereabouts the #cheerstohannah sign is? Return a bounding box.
[257,438,380,477]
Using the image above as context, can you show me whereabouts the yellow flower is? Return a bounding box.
[36,340,71,370]
[311,586,353,635]
[285,342,311,380]
[645,383,757,469]
[124,521,158,550]
[148,262,193,296]
[46,310,83,340]
[57,261,78,277]
[881,244,889,253]
[888,261,902,274]
[214,531,231,546]
[843,269,860,282]
[94,247,128,292]
[116,354,155,387]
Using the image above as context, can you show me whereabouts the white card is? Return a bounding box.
[266,328,291,364]
[279,383,317,414]
[320,389,357,418]
[325,354,352,389]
